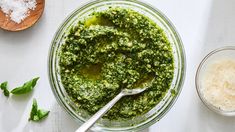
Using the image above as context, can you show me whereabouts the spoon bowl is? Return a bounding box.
[121,88,147,95]
[122,76,155,95]
[0,0,45,31]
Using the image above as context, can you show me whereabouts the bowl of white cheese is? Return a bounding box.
[196,46,235,116]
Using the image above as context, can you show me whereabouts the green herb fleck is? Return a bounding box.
[0,81,10,97]
[170,89,177,97]
[29,98,50,121]
[11,77,39,95]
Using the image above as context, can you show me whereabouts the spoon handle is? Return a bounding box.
[76,92,124,132]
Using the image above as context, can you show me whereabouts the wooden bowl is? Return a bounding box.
[0,0,45,32]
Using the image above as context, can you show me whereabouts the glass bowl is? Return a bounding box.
[196,47,235,116]
[48,0,186,131]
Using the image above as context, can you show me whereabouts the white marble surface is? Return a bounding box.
[1,0,235,132]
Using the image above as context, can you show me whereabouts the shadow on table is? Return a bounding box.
[22,102,79,132]
[200,0,235,56]
[22,101,149,132]
[196,0,235,132]
[0,92,33,132]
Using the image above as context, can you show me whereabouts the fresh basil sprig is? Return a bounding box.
[11,77,39,95]
[0,81,10,97]
[29,98,50,121]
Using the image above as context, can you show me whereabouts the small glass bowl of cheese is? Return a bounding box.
[196,46,235,116]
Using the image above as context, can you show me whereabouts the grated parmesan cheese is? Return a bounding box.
[201,59,235,111]
[0,0,37,24]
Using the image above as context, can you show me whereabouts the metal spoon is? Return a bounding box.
[76,78,154,132]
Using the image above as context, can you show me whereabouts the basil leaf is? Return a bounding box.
[0,81,10,97]
[11,77,39,95]
[29,98,38,121]
[29,99,50,122]
[36,109,50,121]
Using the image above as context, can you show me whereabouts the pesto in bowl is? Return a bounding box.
[59,8,174,120]
[49,0,185,131]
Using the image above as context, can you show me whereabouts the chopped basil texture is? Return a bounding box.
[59,8,174,120]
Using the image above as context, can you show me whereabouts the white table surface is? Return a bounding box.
[1,0,235,132]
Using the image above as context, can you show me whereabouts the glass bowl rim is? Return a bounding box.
[48,0,186,131]
[195,46,235,116]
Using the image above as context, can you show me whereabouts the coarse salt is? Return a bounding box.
[0,0,37,24]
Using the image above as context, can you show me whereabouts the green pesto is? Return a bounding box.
[59,8,174,120]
